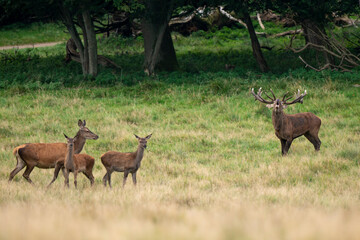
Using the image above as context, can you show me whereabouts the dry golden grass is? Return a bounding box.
[0,81,359,239]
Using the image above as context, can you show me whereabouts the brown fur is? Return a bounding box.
[65,153,95,188]
[101,151,138,171]
[272,110,321,155]
[9,120,98,184]
[101,134,152,188]
[48,135,95,188]
[48,153,95,188]
[251,88,321,155]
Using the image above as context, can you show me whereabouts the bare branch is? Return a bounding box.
[169,11,196,26]
[219,6,247,28]
[288,27,360,72]
[269,29,303,38]
[257,12,265,30]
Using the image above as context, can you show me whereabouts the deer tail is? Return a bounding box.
[13,145,26,164]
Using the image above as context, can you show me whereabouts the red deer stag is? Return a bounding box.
[101,134,152,188]
[53,134,95,188]
[251,88,321,155]
[9,120,98,184]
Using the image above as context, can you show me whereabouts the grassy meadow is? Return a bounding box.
[0,21,360,239]
[0,22,68,46]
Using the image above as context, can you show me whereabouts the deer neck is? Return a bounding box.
[135,146,145,165]
[73,131,86,154]
[65,145,75,171]
[272,109,286,131]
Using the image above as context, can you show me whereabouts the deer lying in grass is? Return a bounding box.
[101,134,152,188]
[58,134,95,188]
[251,88,321,155]
[9,120,98,184]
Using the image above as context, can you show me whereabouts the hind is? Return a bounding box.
[8,145,27,182]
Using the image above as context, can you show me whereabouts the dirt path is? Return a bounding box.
[0,41,63,50]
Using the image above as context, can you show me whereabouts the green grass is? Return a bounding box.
[0,21,360,239]
[0,22,68,46]
[0,79,359,239]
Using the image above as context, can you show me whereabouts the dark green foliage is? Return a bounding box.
[1,21,360,91]
[266,0,359,26]
[0,0,59,26]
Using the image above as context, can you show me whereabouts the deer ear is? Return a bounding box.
[134,134,140,139]
[83,120,86,126]
[145,133,152,139]
[283,104,288,109]
[64,133,69,139]
[266,103,274,109]
[78,120,83,127]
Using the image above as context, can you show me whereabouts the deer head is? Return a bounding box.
[134,134,152,149]
[64,134,77,148]
[77,119,99,140]
[63,133,77,171]
[251,88,307,113]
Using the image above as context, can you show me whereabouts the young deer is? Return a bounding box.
[9,120,98,184]
[54,134,95,188]
[101,134,152,188]
[251,88,321,155]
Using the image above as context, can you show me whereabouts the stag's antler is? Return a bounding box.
[283,89,307,105]
[251,88,275,104]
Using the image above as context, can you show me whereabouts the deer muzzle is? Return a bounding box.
[274,99,281,112]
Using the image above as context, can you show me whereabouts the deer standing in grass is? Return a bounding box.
[9,120,98,184]
[101,134,152,188]
[55,134,95,188]
[251,88,321,155]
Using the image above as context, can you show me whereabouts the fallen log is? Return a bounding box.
[269,29,303,38]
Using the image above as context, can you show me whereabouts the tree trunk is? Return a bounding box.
[301,19,334,66]
[142,0,178,75]
[77,14,89,75]
[82,9,98,76]
[243,8,269,73]
[59,2,88,75]
[58,1,98,77]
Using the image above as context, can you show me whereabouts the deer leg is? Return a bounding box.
[315,137,321,151]
[64,169,70,188]
[108,171,113,188]
[123,171,129,187]
[280,139,286,155]
[283,139,293,156]
[305,133,321,151]
[102,172,108,187]
[61,167,66,178]
[47,162,62,187]
[8,157,26,182]
[132,172,137,186]
[83,171,94,186]
[22,165,35,184]
[74,171,78,189]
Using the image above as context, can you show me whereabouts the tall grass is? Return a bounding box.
[0,22,360,239]
[0,78,359,239]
